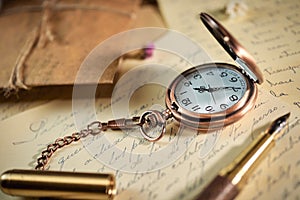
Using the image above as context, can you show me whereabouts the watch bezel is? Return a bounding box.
[165,62,257,131]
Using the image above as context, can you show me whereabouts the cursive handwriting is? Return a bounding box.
[253,106,278,127]
[267,165,291,191]
[57,147,83,170]
[266,79,294,87]
[279,50,300,58]
[254,101,267,110]
[264,65,300,75]
[270,90,288,97]
[251,35,282,45]
[268,134,300,165]
[229,123,247,141]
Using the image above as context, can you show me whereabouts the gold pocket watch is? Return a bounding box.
[163,13,264,132]
[136,13,264,141]
[68,13,264,142]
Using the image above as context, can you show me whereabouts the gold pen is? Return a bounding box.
[1,169,116,199]
[195,113,290,200]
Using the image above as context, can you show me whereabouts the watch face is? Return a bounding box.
[173,64,248,114]
[166,63,258,131]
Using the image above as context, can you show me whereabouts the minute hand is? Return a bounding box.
[193,86,241,93]
[210,86,241,92]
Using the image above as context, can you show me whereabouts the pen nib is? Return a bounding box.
[268,112,290,137]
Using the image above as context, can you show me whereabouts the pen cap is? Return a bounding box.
[200,13,264,84]
[0,169,116,199]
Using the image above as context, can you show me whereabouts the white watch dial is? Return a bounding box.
[174,66,247,114]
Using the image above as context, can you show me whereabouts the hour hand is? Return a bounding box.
[193,86,209,93]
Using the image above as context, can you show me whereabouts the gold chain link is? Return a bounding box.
[35,115,158,170]
[35,121,102,170]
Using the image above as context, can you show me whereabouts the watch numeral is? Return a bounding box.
[205,105,215,112]
[229,94,239,101]
[229,77,238,82]
[193,73,202,79]
[220,72,228,77]
[184,81,192,87]
[206,71,214,76]
[181,98,192,106]
[220,103,229,110]
[180,91,187,95]
[232,87,240,92]
[192,105,201,111]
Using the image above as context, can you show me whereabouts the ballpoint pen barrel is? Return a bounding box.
[194,174,239,200]
[223,113,290,189]
[221,132,275,189]
[195,133,274,200]
[0,169,116,199]
[195,112,290,200]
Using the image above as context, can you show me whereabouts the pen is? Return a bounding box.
[195,112,290,200]
[1,169,116,199]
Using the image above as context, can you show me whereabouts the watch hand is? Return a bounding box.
[193,85,217,105]
[219,86,241,92]
[208,84,217,104]
[209,86,242,92]
[193,86,241,93]
[193,86,209,93]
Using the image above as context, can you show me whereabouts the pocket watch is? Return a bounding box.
[137,12,264,141]
[68,13,264,142]
[162,13,263,132]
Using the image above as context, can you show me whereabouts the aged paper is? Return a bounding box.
[0,85,299,200]
[0,86,73,121]
[0,2,165,121]
[0,0,140,93]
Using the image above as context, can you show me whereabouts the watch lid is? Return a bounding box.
[200,12,263,84]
